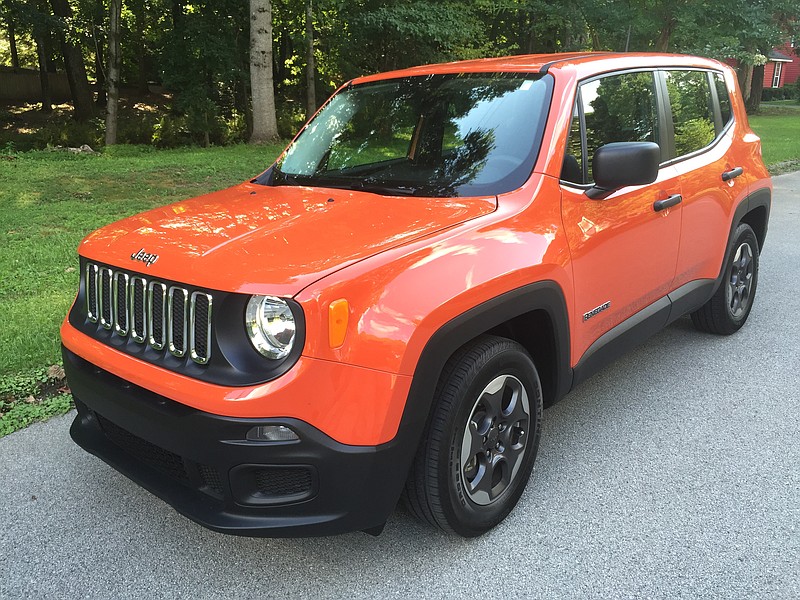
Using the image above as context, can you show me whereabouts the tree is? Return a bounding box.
[49,0,94,121]
[129,0,148,93]
[305,0,316,119]
[249,0,279,143]
[105,0,122,145]
[32,0,53,112]
[1,0,21,70]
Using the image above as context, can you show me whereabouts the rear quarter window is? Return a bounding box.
[713,72,733,126]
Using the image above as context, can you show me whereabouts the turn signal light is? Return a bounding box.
[328,298,349,348]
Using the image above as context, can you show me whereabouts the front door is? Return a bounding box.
[559,70,682,361]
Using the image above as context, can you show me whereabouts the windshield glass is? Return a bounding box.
[270,73,553,197]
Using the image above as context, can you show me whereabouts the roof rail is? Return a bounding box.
[539,53,617,74]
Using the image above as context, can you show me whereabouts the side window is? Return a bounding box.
[581,72,659,182]
[713,72,732,126]
[664,70,715,157]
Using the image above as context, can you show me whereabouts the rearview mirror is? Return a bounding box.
[586,142,660,200]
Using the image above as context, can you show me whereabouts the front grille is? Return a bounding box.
[97,414,188,482]
[96,412,225,499]
[253,467,313,498]
[113,272,129,336]
[84,262,213,364]
[199,464,225,496]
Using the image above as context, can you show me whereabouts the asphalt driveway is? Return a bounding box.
[1,172,798,599]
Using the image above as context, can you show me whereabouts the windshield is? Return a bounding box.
[268,72,553,197]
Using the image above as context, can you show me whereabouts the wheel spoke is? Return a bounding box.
[479,388,504,421]
[504,438,525,466]
[502,384,528,424]
[493,457,511,497]
[461,420,484,469]
[470,457,495,498]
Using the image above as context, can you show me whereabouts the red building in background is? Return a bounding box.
[763,42,800,88]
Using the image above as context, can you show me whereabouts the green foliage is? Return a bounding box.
[0,367,49,399]
[32,117,105,148]
[0,366,73,438]
[3,0,800,150]
[761,85,800,102]
[0,393,73,437]
[762,87,787,101]
[117,111,160,145]
[152,109,248,147]
[152,113,193,147]
[156,0,249,141]
[674,118,716,157]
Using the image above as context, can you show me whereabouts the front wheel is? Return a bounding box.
[692,223,759,335]
[404,335,543,537]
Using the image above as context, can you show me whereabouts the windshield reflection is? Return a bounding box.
[269,73,553,197]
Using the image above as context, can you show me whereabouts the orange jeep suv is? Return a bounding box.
[62,52,771,537]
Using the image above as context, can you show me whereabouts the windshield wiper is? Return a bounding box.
[350,180,422,196]
[272,170,423,196]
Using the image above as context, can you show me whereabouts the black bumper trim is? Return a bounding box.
[64,346,418,537]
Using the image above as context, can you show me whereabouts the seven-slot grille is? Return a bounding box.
[84,262,213,364]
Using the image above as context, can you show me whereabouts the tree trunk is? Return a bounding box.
[94,42,107,106]
[133,0,148,94]
[34,18,53,112]
[105,0,122,145]
[305,0,316,120]
[590,28,602,51]
[35,0,55,112]
[7,11,20,71]
[746,64,765,114]
[654,16,676,52]
[739,63,754,103]
[235,21,253,139]
[171,0,184,32]
[93,0,106,106]
[249,0,279,143]
[40,0,56,74]
[49,0,95,121]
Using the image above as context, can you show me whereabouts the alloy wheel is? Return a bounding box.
[459,374,530,506]
[727,242,754,319]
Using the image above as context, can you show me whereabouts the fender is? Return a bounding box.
[711,186,771,299]
[398,281,572,449]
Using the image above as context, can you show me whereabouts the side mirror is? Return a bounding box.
[586,142,660,200]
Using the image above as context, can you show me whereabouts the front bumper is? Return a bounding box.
[64,347,420,536]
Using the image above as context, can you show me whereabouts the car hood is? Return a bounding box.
[79,182,497,296]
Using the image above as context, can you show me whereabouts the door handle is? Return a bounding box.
[653,194,682,212]
[721,167,744,181]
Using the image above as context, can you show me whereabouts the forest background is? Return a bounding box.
[1,0,799,149]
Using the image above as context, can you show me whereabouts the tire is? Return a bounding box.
[404,335,543,537]
[691,223,759,335]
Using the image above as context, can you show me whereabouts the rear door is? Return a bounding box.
[660,69,747,287]
[560,70,682,361]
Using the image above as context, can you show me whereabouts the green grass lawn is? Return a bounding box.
[0,143,285,435]
[749,102,800,174]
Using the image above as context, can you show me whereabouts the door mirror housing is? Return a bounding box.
[586,142,661,200]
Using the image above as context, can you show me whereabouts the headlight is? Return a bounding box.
[245,295,296,359]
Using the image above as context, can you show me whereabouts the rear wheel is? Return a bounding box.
[404,335,542,537]
[692,223,759,335]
